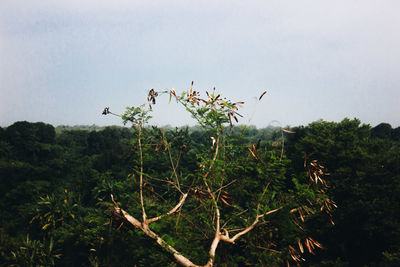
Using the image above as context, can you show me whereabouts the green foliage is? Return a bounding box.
[105,89,339,266]
[172,88,243,132]
[121,105,152,126]
[30,189,78,232]
[286,119,400,266]
[10,235,61,266]
[1,107,399,266]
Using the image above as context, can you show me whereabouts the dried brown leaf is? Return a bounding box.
[298,239,304,253]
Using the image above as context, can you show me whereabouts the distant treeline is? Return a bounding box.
[0,119,399,266]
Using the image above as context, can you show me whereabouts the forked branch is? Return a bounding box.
[220,207,282,244]
[105,88,334,267]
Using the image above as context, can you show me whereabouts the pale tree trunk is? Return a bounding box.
[109,130,282,267]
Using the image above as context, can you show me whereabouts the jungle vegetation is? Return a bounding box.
[0,88,399,266]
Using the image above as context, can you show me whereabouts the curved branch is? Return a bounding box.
[202,134,222,267]
[220,207,282,244]
[118,207,199,267]
[146,193,188,224]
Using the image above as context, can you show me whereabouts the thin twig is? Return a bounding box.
[220,207,282,244]
[138,121,147,221]
[257,180,272,213]
[161,130,182,193]
[280,130,284,162]
[146,193,188,224]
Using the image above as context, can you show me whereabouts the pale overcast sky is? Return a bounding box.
[1,0,399,127]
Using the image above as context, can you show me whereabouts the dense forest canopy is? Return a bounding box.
[0,117,399,266]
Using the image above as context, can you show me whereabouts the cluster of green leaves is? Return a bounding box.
[121,105,152,126]
[10,235,60,266]
[172,88,243,132]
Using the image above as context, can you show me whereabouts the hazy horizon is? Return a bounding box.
[2,117,397,130]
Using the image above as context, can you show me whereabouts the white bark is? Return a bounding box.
[111,132,282,266]
[220,207,282,244]
[120,208,200,267]
[146,193,188,224]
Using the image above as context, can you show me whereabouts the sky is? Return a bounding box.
[1,0,399,128]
